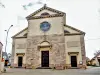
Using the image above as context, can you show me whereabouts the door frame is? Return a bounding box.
[98,59,100,66]
[70,55,77,67]
[41,51,49,67]
[18,56,23,67]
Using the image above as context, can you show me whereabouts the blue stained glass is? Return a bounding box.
[40,22,51,32]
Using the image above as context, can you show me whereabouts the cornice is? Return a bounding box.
[13,37,27,39]
[27,14,64,20]
[64,25,85,35]
[64,33,82,36]
[26,5,65,19]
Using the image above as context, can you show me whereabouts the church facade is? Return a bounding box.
[12,5,86,69]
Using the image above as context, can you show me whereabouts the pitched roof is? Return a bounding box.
[12,27,28,38]
[26,5,65,19]
[64,24,85,35]
[0,41,3,46]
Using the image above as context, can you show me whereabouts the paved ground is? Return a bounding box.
[1,67,100,75]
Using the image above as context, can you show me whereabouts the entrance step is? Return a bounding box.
[70,67,79,69]
[36,67,52,69]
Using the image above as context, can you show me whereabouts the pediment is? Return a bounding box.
[33,10,58,16]
[26,5,65,19]
[12,27,28,38]
[64,25,85,35]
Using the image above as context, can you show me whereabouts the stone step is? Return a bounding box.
[36,67,52,69]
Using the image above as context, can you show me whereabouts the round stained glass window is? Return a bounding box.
[40,21,51,32]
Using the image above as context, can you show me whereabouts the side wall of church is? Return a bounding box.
[80,35,86,66]
[13,38,27,67]
[65,35,86,68]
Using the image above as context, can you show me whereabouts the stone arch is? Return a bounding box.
[38,41,52,51]
[40,41,51,46]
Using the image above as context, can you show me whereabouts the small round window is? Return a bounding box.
[40,21,51,32]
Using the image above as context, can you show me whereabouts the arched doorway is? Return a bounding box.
[38,41,52,67]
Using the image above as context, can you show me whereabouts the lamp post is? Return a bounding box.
[4,25,13,53]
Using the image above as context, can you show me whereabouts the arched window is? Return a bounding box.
[41,12,50,16]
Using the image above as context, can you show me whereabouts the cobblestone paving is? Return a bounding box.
[1,67,100,75]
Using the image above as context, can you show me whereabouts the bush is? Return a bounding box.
[87,64,91,66]
[92,63,96,66]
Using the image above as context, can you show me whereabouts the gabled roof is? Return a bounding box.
[64,24,85,35]
[12,27,28,38]
[26,5,65,19]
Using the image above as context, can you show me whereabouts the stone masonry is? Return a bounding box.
[80,35,86,66]
[26,34,66,68]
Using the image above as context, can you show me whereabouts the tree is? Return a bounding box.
[94,50,100,56]
[0,2,5,8]
[8,53,11,58]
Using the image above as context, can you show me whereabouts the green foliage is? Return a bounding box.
[86,61,91,66]
[92,63,97,66]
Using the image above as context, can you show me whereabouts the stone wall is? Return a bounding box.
[26,34,66,68]
[11,39,15,67]
[80,35,86,66]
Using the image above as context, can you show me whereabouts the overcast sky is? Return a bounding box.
[0,0,100,59]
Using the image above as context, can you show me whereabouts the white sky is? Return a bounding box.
[0,0,100,59]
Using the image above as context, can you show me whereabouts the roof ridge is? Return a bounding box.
[26,5,65,19]
[64,24,85,34]
[12,27,28,38]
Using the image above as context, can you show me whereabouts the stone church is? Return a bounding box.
[12,5,86,69]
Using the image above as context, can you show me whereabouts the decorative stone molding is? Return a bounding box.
[64,33,82,36]
[27,14,64,20]
[26,5,65,19]
[38,41,52,50]
[38,45,52,51]
[16,53,25,56]
[64,25,85,34]
[68,52,79,55]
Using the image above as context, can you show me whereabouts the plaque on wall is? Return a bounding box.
[67,41,80,47]
[79,61,83,65]
[16,44,26,49]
